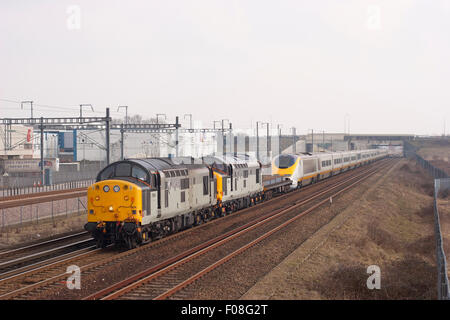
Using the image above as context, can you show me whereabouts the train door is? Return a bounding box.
[229,165,233,192]
[155,172,162,218]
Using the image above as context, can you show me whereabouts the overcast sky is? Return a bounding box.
[0,0,449,135]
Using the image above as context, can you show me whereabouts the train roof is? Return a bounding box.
[202,154,251,165]
[121,157,206,172]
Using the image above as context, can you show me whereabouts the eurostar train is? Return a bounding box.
[272,149,388,189]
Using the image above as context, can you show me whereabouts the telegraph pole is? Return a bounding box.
[105,108,110,165]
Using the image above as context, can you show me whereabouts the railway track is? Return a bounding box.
[0,235,96,280]
[84,159,393,300]
[0,159,391,300]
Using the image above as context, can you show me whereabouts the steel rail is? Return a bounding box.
[0,231,89,259]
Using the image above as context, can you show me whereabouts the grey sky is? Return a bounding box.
[0,0,449,135]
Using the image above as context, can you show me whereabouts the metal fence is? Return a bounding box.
[1,196,87,229]
[408,141,450,299]
[0,179,94,197]
[434,178,450,300]
[414,154,449,179]
[0,163,103,197]
[404,140,449,179]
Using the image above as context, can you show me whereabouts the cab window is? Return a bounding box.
[116,163,131,176]
[132,165,148,182]
[99,165,115,181]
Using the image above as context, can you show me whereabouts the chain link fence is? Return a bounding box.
[406,139,450,299]
[434,178,450,300]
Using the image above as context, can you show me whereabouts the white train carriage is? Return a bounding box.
[317,153,333,179]
[349,151,359,169]
[332,152,344,174]
[339,152,352,172]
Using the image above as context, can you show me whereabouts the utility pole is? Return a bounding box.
[21,101,33,119]
[175,116,179,157]
[156,114,166,124]
[117,106,128,160]
[80,104,94,123]
[230,123,235,157]
[263,122,270,159]
[117,106,128,125]
[277,124,282,156]
[40,117,44,185]
[221,119,229,156]
[256,121,261,160]
[105,108,110,165]
[120,123,124,160]
[184,114,193,130]
[184,114,193,156]
[292,127,296,154]
[323,130,325,152]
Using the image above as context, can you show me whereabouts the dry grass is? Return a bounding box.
[242,159,438,299]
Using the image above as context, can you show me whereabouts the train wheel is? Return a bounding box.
[126,237,137,250]
[96,238,106,249]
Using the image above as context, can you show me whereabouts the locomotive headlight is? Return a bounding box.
[124,196,129,201]
[113,185,120,192]
[108,205,114,212]
[103,185,110,192]
[95,196,100,201]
